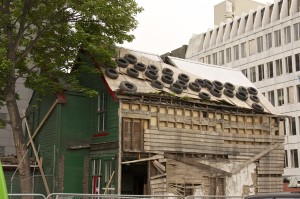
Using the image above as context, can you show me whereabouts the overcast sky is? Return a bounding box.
[121,0,273,55]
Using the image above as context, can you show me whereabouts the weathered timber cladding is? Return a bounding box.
[121,101,284,194]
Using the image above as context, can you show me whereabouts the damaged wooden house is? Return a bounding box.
[26,48,285,196]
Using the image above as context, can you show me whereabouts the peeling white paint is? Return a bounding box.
[222,162,256,196]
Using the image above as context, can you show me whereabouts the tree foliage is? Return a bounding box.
[0,0,142,194]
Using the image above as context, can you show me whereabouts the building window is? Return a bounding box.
[274,30,282,47]
[284,150,288,168]
[258,64,264,81]
[294,22,300,41]
[284,26,291,44]
[241,42,247,58]
[291,149,299,168]
[212,53,217,65]
[257,36,264,53]
[295,53,300,71]
[233,45,239,60]
[287,86,294,104]
[266,32,272,49]
[199,57,204,63]
[285,56,293,73]
[291,117,297,135]
[277,88,284,106]
[226,47,231,63]
[249,39,256,56]
[267,61,274,78]
[0,113,6,128]
[219,50,224,65]
[268,90,275,106]
[104,160,115,193]
[206,55,211,64]
[275,59,283,76]
[250,66,256,82]
[298,85,300,102]
[242,69,248,78]
[98,93,107,132]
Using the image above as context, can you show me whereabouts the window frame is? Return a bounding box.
[257,36,264,53]
[277,88,284,106]
[274,29,282,47]
[97,92,108,132]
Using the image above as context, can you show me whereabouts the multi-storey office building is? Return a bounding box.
[186,0,300,187]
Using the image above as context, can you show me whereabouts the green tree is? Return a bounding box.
[0,0,142,194]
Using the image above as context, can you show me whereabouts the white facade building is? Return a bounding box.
[0,78,32,156]
[186,0,300,186]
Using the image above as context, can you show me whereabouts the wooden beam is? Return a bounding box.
[104,171,115,194]
[230,142,282,175]
[153,160,165,172]
[121,155,164,164]
[26,100,58,147]
[24,117,51,195]
[165,153,231,177]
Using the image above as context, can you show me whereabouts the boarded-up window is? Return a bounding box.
[123,118,144,151]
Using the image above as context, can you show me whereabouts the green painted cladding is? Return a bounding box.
[78,55,120,143]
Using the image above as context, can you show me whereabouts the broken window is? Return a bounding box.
[91,159,102,194]
[123,118,144,151]
[105,160,115,193]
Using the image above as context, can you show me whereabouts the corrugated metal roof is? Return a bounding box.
[103,48,280,115]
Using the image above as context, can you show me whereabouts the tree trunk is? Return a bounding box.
[6,83,32,196]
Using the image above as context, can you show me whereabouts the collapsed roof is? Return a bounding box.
[101,48,280,115]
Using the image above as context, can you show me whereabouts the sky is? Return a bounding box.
[122,0,273,55]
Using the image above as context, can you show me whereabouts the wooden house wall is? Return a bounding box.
[121,100,285,194]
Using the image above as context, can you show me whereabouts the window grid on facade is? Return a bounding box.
[226,47,231,63]
[242,69,248,78]
[266,32,272,49]
[285,56,293,73]
[275,59,283,76]
[250,66,256,83]
[267,61,274,78]
[249,39,256,56]
[258,64,264,81]
[298,85,300,102]
[241,42,247,58]
[274,29,282,47]
[291,117,297,135]
[268,90,275,106]
[284,26,291,44]
[284,150,288,168]
[219,50,224,65]
[257,36,264,53]
[207,55,211,64]
[233,45,239,61]
[277,88,284,106]
[98,93,107,132]
[291,149,299,168]
[213,52,217,65]
[294,22,300,41]
[287,86,294,104]
[295,53,300,71]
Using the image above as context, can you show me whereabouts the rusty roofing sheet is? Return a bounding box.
[103,48,280,115]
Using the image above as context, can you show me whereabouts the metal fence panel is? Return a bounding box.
[8,193,47,199]
[46,194,186,199]
[185,196,244,199]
